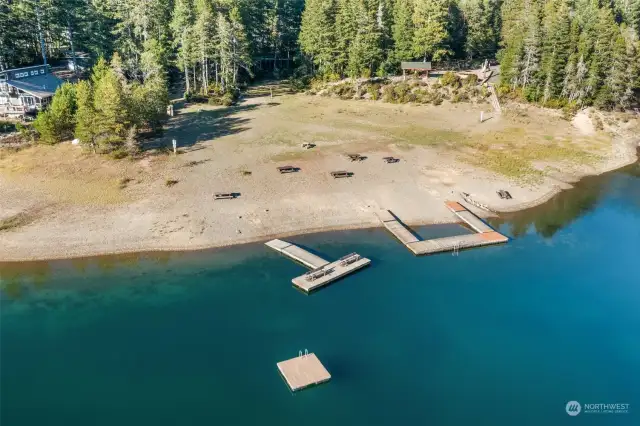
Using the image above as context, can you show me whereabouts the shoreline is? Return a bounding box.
[2,155,636,264]
[2,94,638,264]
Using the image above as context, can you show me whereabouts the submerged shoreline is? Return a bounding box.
[1,154,636,264]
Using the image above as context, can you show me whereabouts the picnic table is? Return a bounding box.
[214,192,237,200]
[277,166,298,174]
[330,171,352,178]
[345,153,364,162]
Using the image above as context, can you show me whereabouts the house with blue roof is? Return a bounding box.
[0,65,64,118]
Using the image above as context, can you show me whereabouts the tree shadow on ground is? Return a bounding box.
[142,103,257,152]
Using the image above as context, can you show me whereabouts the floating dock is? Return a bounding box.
[265,239,370,293]
[378,201,508,255]
[277,353,331,392]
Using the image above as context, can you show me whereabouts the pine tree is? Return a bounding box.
[464,0,496,60]
[299,0,338,76]
[498,0,526,88]
[194,0,216,92]
[519,0,543,98]
[588,4,617,105]
[171,0,196,94]
[335,0,358,76]
[217,8,253,89]
[540,0,572,103]
[92,58,129,150]
[392,0,415,62]
[33,82,77,144]
[412,0,452,61]
[74,80,98,152]
[347,0,383,77]
[602,27,635,109]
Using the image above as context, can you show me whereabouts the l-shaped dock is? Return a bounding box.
[378,201,508,255]
[265,239,370,293]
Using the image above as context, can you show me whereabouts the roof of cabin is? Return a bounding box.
[5,73,63,99]
[401,61,432,70]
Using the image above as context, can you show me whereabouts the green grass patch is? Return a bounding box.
[388,127,467,147]
[462,137,601,182]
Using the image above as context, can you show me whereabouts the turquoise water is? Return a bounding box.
[1,165,639,426]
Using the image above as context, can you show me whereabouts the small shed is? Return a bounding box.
[401,61,432,80]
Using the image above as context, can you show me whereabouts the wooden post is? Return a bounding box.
[480,111,484,123]
[403,69,406,81]
[172,139,177,155]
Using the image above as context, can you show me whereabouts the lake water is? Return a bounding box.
[1,164,639,426]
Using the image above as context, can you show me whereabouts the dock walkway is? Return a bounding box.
[265,239,329,269]
[266,239,370,293]
[378,201,508,255]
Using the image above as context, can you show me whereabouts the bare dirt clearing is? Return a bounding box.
[0,82,636,260]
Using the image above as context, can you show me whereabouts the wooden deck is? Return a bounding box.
[292,255,371,293]
[265,239,330,269]
[379,202,508,255]
[265,239,370,293]
[277,353,331,392]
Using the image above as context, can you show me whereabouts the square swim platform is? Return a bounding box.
[277,353,331,392]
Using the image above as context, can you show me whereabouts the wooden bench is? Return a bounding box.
[277,166,298,174]
[345,153,364,162]
[330,171,352,178]
[214,192,236,200]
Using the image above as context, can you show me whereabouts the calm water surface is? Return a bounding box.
[1,164,639,426]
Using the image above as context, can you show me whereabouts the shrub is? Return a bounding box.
[562,102,580,120]
[330,82,356,99]
[414,89,432,104]
[393,82,411,103]
[15,123,36,142]
[109,148,128,159]
[441,72,461,88]
[165,179,179,187]
[382,85,395,102]
[367,83,381,100]
[463,74,479,86]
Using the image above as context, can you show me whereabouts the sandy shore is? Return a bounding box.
[1,91,637,262]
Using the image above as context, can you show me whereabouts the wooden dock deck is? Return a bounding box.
[378,202,508,255]
[292,254,371,293]
[265,239,371,293]
[265,239,330,269]
[277,353,331,392]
